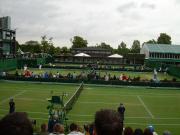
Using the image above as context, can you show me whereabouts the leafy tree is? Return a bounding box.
[61,46,69,54]
[54,47,61,55]
[157,33,171,44]
[131,40,141,53]
[20,40,41,53]
[41,35,50,53]
[145,39,157,44]
[71,36,88,48]
[117,41,130,55]
[97,42,113,50]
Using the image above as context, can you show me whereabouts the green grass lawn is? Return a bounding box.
[0,81,78,126]
[8,68,179,81]
[0,81,180,135]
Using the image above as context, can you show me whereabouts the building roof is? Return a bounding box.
[144,44,180,54]
[74,53,91,57]
[108,54,123,58]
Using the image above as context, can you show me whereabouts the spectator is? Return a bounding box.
[124,127,133,135]
[84,124,90,135]
[49,123,64,135]
[77,125,84,135]
[143,128,153,135]
[133,128,143,135]
[94,109,123,135]
[15,70,19,76]
[9,98,15,113]
[0,112,33,135]
[163,130,171,135]
[40,123,49,135]
[48,116,59,133]
[105,74,109,81]
[73,72,77,79]
[68,123,79,135]
[89,123,94,135]
[147,125,158,135]
[117,103,125,126]
[113,75,116,80]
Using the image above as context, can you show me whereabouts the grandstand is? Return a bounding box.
[141,44,180,67]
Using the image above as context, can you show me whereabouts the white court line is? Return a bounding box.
[81,93,180,97]
[137,95,154,119]
[0,109,48,115]
[1,90,27,104]
[15,98,46,102]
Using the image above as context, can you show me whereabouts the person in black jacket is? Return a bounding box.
[9,98,15,113]
[117,103,125,126]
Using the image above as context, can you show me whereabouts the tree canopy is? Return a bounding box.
[117,42,130,55]
[131,40,141,53]
[157,33,171,44]
[71,36,88,48]
[96,42,113,50]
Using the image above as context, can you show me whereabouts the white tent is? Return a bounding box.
[74,53,91,57]
[108,54,123,58]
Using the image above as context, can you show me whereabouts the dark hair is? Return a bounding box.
[0,112,33,135]
[70,123,78,131]
[84,124,89,132]
[41,123,48,132]
[124,127,133,135]
[134,128,143,135]
[53,123,64,133]
[94,109,123,135]
[143,128,153,135]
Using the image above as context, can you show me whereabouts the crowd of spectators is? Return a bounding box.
[11,68,143,82]
[0,109,172,135]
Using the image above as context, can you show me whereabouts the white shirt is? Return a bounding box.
[67,131,82,135]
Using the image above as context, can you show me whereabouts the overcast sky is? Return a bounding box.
[0,0,180,48]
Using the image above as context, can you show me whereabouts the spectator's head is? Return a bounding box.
[133,128,143,135]
[77,125,83,133]
[41,123,48,132]
[10,98,13,102]
[70,123,78,132]
[124,127,133,135]
[84,124,89,132]
[143,128,153,135]
[53,123,64,134]
[163,130,171,135]
[0,112,33,135]
[94,109,123,135]
[147,125,154,133]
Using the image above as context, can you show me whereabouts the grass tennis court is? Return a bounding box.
[0,81,180,134]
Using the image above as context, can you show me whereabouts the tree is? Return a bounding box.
[117,41,130,55]
[54,47,61,55]
[61,46,69,54]
[41,35,50,53]
[145,39,157,44]
[97,42,113,50]
[20,40,41,53]
[131,40,141,53]
[157,33,171,44]
[71,36,88,48]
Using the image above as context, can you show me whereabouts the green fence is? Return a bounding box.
[17,58,46,68]
[0,59,17,72]
[168,66,180,78]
